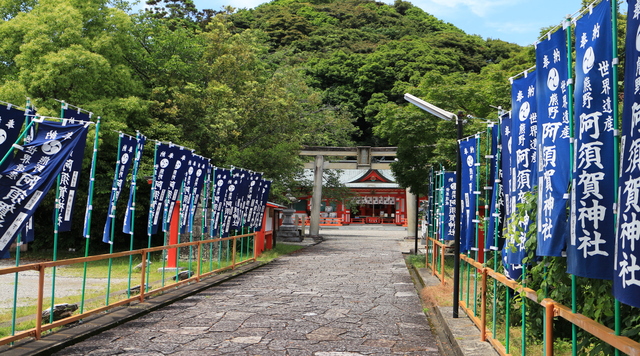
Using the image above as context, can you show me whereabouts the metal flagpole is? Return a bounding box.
[106,134,124,306]
[126,132,143,298]
[492,119,501,345]
[11,102,34,339]
[567,12,578,356]
[146,142,160,292]
[49,102,68,324]
[80,112,100,313]
[473,133,480,317]
[453,111,463,318]
[610,1,621,354]
[201,166,211,272]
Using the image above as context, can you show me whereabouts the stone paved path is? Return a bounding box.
[56,229,440,355]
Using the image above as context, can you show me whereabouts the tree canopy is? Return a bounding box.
[0,0,530,249]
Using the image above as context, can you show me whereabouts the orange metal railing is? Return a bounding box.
[0,233,256,346]
[424,236,640,355]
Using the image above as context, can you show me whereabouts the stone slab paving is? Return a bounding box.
[54,229,439,355]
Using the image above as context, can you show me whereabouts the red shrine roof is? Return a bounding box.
[303,169,399,189]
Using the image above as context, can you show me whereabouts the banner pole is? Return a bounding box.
[566,12,578,356]
[453,111,464,318]
[146,142,160,292]
[484,125,491,266]
[105,134,124,306]
[10,233,21,341]
[126,133,143,298]
[49,174,61,324]
[10,102,34,339]
[48,102,68,324]
[188,183,195,274]
[492,120,501,344]
[474,134,480,317]
[80,114,101,314]
[610,0,621,354]
[175,182,185,282]
[209,168,216,272]
[201,167,210,272]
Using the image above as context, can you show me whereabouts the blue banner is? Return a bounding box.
[251,178,266,230]
[459,137,477,253]
[162,148,191,232]
[254,179,271,231]
[486,120,506,250]
[230,169,250,230]
[499,112,522,280]
[506,71,537,266]
[614,0,640,307]
[442,172,456,241]
[210,168,231,237]
[148,143,185,235]
[569,0,615,280]
[179,154,199,233]
[243,171,263,229]
[180,154,209,233]
[103,134,136,244]
[0,104,27,171]
[122,134,146,235]
[200,164,212,234]
[0,121,88,256]
[57,110,91,232]
[188,158,210,233]
[536,28,571,257]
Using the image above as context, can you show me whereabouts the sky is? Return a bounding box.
[140,0,618,46]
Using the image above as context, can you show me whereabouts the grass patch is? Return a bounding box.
[406,254,426,269]
[257,243,305,262]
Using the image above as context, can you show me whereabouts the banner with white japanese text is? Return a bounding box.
[249,178,264,230]
[614,0,640,307]
[103,134,136,244]
[243,171,263,229]
[536,28,571,256]
[162,148,191,232]
[122,135,146,235]
[187,158,210,233]
[442,172,456,241]
[0,105,27,171]
[200,164,212,234]
[486,119,506,250]
[148,143,185,235]
[230,169,250,230]
[569,0,615,280]
[210,168,231,237]
[254,179,271,231]
[179,154,204,233]
[221,169,241,236]
[180,154,209,233]
[459,138,477,252]
[0,121,88,256]
[506,71,537,266]
[57,110,90,232]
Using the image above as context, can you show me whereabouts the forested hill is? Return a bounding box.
[0,0,535,250]
[226,0,529,147]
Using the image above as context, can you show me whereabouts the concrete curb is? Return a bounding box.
[3,261,269,356]
[410,264,499,356]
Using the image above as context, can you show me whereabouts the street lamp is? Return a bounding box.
[404,93,463,319]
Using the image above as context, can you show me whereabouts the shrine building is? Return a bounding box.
[293,168,412,226]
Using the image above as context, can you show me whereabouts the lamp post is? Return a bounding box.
[404,94,463,318]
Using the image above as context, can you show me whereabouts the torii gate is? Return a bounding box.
[300,146,417,237]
